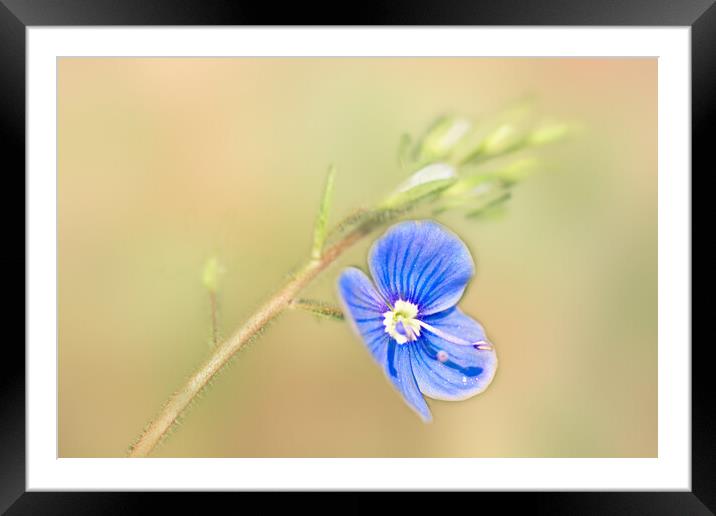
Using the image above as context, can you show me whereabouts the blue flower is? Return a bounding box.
[338,220,497,422]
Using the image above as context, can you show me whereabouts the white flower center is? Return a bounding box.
[382,300,421,344]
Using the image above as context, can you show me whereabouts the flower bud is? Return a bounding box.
[418,116,472,161]
[201,257,223,294]
[381,163,458,208]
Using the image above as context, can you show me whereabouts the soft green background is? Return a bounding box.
[58,58,657,457]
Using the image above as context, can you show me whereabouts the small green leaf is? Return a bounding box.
[527,122,571,146]
[311,165,336,260]
[480,124,523,156]
[202,257,223,294]
[292,299,345,321]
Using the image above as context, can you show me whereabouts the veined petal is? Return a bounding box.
[338,267,390,364]
[387,341,432,422]
[410,308,497,401]
[368,220,474,315]
[338,267,432,422]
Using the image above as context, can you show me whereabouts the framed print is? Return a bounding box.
[2,0,710,513]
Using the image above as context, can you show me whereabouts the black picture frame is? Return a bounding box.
[2,1,709,513]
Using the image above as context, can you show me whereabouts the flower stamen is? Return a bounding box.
[418,321,493,350]
[473,340,493,351]
[383,300,421,344]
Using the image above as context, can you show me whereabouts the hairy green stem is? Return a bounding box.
[128,222,373,457]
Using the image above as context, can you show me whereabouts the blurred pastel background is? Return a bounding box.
[58,58,656,457]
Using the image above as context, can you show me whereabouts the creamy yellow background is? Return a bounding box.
[58,58,657,457]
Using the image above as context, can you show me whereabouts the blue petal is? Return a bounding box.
[368,220,474,315]
[387,341,432,422]
[410,308,497,401]
[338,267,390,364]
[338,267,432,422]
[421,306,487,343]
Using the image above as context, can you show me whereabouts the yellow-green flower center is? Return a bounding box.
[383,300,422,344]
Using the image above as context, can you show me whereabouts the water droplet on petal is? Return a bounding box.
[462,376,467,384]
[437,350,449,363]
